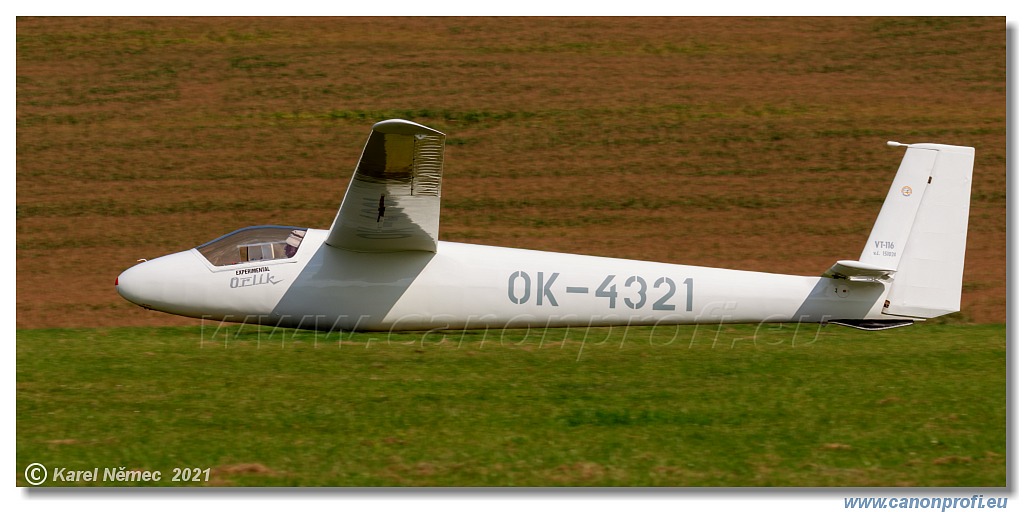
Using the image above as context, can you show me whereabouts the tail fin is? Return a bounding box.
[861,142,975,319]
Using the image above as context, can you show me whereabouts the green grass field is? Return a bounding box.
[16,322,1005,487]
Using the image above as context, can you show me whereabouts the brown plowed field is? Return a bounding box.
[16,17,1006,328]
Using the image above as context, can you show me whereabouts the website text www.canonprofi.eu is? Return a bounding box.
[844,496,1009,511]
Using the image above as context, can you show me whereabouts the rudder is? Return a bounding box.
[861,142,975,319]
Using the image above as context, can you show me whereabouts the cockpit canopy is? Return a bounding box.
[197,226,308,267]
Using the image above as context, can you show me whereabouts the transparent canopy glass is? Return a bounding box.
[196,226,307,267]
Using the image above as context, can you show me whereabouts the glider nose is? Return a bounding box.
[115,251,202,313]
[116,261,157,310]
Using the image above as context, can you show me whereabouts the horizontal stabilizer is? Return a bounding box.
[822,260,895,282]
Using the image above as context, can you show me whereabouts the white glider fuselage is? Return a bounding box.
[116,119,974,332]
[117,229,885,332]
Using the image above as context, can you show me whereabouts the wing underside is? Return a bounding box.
[325,119,446,252]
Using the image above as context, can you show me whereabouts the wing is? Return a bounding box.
[325,119,446,252]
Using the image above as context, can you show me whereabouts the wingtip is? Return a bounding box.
[372,119,445,136]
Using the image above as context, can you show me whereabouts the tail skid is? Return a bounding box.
[829,319,916,331]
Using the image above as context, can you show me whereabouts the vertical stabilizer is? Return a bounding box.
[865,143,975,319]
[858,145,936,270]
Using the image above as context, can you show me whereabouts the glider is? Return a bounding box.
[116,120,974,332]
